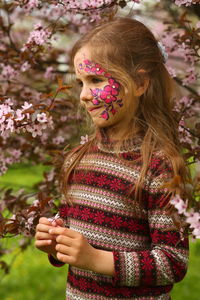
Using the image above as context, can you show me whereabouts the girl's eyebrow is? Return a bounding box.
[75,74,105,80]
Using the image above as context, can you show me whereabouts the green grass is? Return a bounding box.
[171,240,200,300]
[0,163,49,191]
[1,240,67,300]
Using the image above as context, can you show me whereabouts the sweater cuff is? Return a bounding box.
[112,251,140,287]
[112,251,122,286]
[48,254,65,267]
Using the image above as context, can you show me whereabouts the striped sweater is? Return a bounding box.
[49,134,189,300]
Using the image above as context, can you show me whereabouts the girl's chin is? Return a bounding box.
[91,115,117,128]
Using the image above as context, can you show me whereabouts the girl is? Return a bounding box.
[35,18,189,300]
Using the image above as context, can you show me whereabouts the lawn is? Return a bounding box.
[0,164,200,299]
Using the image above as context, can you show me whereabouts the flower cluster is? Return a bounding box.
[80,134,89,145]
[174,0,198,6]
[0,98,53,140]
[174,96,195,118]
[0,64,18,81]
[171,195,200,239]
[22,23,52,51]
[178,118,194,146]
[0,149,22,176]
[23,0,40,12]
[1,190,56,237]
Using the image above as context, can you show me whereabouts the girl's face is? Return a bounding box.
[74,46,140,132]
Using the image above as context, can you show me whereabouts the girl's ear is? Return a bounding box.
[134,69,150,97]
[134,69,149,97]
[135,77,149,97]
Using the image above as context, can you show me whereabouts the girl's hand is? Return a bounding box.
[48,227,98,271]
[48,227,115,276]
[35,217,64,256]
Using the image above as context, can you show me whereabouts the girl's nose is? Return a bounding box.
[80,85,93,102]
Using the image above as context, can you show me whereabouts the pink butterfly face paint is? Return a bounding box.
[78,59,123,120]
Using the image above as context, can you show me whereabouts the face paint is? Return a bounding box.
[78,59,123,120]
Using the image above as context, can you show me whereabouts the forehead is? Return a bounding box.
[74,46,106,78]
[74,46,92,69]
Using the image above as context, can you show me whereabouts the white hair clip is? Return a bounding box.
[157,41,168,63]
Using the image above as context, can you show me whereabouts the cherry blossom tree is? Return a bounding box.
[0,0,199,275]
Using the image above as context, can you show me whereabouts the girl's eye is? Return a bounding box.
[91,77,103,84]
[77,81,83,87]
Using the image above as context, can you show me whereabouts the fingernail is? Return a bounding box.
[49,229,53,234]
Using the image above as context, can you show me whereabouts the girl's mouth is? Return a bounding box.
[88,106,102,112]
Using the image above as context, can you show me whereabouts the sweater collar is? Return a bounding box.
[95,128,142,153]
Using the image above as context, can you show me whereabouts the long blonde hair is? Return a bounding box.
[60,17,190,206]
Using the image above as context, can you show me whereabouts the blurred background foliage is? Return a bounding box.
[0,166,200,300]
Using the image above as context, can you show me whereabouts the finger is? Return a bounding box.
[39,217,52,225]
[35,239,52,248]
[56,243,70,255]
[56,252,70,264]
[49,227,76,238]
[35,232,54,240]
[56,234,72,246]
[36,223,53,233]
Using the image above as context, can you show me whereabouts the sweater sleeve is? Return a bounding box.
[48,254,65,267]
[112,155,189,287]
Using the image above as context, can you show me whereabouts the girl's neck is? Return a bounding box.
[106,123,140,141]
[96,127,143,154]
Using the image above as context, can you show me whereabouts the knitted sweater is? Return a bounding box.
[49,134,189,300]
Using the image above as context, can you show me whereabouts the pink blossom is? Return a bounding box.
[5,98,13,106]
[15,109,25,121]
[26,124,43,137]
[20,62,31,72]
[21,102,33,120]
[80,134,89,144]
[9,149,22,159]
[22,23,51,51]
[170,194,187,214]
[37,112,48,123]
[175,0,197,6]
[52,136,65,145]
[5,157,14,164]
[44,66,55,80]
[178,118,193,145]
[177,43,196,65]
[185,210,200,229]
[0,64,18,80]
[182,67,199,86]
[161,33,177,52]
[23,0,40,12]
[22,101,33,111]
[5,118,15,132]
[167,66,177,78]
[192,225,200,239]
[33,200,39,207]
[60,116,68,122]
[174,96,193,114]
